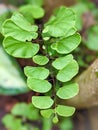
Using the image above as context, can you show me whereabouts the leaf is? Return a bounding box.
[86,26,98,51]
[57,83,79,99]
[57,60,79,82]
[24,66,49,79]
[43,7,76,37]
[72,3,88,31]
[27,77,52,93]
[2,16,38,41]
[41,109,54,118]
[2,114,22,130]
[11,12,38,32]
[33,55,49,65]
[60,118,73,130]
[19,5,45,20]
[0,45,28,95]
[51,33,81,54]
[2,114,14,127]
[3,37,39,58]
[11,103,39,120]
[11,103,27,117]
[52,54,73,70]
[19,7,34,24]
[56,105,75,117]
[32,96,54,109]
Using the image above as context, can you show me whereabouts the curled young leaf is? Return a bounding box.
[52,115,59,124]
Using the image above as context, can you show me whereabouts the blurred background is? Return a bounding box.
[0,0,98,130]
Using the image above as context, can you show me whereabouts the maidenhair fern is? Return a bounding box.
[2,5,81,123]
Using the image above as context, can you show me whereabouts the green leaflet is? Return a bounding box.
[2,12,39,58]
[2,114,35,130]
[11,12,38,32]
[56,105,75,117]
[27,77,52,93]
[51,33,81,54]
[86,26,98,51]
[41,109,54,118]
[60,118,73,130]
[32,96,54,109]
[2,114,22,130]
[11,103,39,120]
[2,13,38,41]
[24,66,49,80]
[24,66,51,93]
[19,5,45,21]
[43,7,76,37]
[19,8,34,24]
[52,54,73,70]
[33,55,49,65]
[57,60,79,82]
[3,37,39,58]
[2,20,38,41]
[57,83,79,99]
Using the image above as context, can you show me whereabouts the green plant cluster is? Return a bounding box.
[2,102,73,130]
[2,3,81,123]
[2,103,40,130]
[72,1,98,51]
[68,1,98,69]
